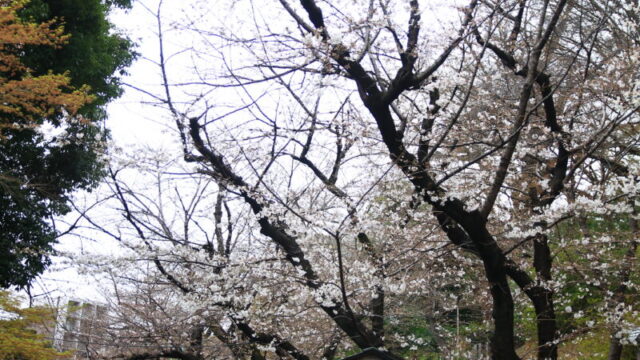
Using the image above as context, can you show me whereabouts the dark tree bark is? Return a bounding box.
[123,350,201,360]
[289,0,524,357]
[188,118,386,351]
[232,316,311,360]
[532,234,558,360]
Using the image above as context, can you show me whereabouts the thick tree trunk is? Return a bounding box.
[432,206,521,359]
[608,337,623,360]
[487,277,520,360]
[533,234,558,360]
[456,211,520,360]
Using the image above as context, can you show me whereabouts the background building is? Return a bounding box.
[52,299,108,359]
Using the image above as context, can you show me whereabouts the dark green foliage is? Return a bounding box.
[0,188,55,289]
[0,0,135,289]
[20,0,136,112]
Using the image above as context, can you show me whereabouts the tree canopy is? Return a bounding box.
[0,0,134,289]
[0,290,68,360]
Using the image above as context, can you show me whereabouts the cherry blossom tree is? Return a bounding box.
[68,0,640,359]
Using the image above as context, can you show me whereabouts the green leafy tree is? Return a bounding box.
[0,290,69,360]
[0,0,135,289]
